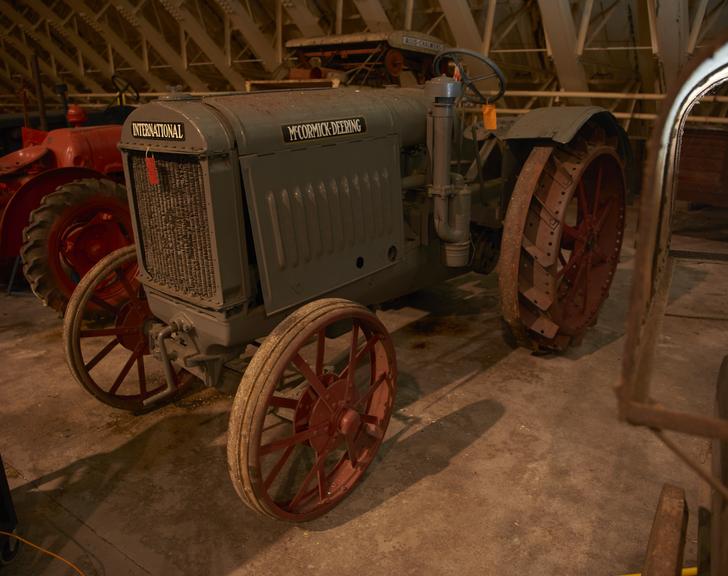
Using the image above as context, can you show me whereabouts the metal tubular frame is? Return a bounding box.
[616,36,728,494]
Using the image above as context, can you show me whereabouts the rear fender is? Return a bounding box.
[504,106,633,192]
[0,166,106,257]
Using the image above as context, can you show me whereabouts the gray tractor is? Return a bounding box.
[63,50,629,521]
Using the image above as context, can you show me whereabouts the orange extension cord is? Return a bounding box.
[0,529,86,575]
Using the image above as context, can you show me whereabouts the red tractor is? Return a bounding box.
[0,108,133,314]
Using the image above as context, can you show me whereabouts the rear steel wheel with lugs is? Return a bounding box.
[499,125,626,351]
[227,298,397,521]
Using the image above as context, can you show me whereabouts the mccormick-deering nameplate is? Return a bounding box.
[282,117,367,143]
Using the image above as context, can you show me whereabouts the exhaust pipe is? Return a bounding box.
[426,75,471,267]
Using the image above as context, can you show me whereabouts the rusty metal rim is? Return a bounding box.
[499,135,626,351]
[499,146,553,348]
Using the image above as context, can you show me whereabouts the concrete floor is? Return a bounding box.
[1,207,727,575]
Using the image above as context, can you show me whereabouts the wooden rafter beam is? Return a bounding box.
[65,0,169,92]
[3,3,105,92]
[158,0,245,89]
[112,0,208,90]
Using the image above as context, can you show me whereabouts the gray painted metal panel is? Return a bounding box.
[119,98,235,154]
[504,106,611,144]
[119,99,249,311]
[205,87,428,156]
[242,135,404,315]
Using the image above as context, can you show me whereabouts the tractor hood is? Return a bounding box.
[119,87,429,157]
[119,94,235,156]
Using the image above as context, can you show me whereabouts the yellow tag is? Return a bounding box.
[482,103,497,131]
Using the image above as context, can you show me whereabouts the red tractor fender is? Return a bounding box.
[0,166,111,258]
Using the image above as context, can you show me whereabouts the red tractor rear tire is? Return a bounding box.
[20,178,133,315]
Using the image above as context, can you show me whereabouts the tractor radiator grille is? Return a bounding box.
[129,153,217,301]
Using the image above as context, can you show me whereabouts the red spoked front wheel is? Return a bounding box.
[227,298,397,521]
[63,245,192,411]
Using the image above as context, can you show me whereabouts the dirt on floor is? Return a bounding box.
[1,207,727,575]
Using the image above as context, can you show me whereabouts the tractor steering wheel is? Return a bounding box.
[432,48,506,104]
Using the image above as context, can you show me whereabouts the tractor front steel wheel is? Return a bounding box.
[21,178,132,316]
[499,124,626,351]
[227,298,397,521]
[63,245,191,412]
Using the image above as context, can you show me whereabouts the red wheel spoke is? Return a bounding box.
[137,354,147,397]
[354,373,388,410]
[592,160,604,218]
[89,295,118,315]
[263,445,294,490]
[293,354,334,413]
[270,395,298,410]
[115,270,140,302]
[80,326,140,338]
[260,422,328,455]
[565,252,589,303]
[289,438,336,510]
[84,338,118,371]
[562,223,581,241]
[317,464,328,501]
[345,322,360,389]
[338,334,380,380]
[594,196,616,234]
[364,422,384,440]
[559,247,585,296]
[344,434,359,467]
[556,243,584,281]
[582,252,593,312]
[314,330,325,377]
[577,180,589,221]
[108,342,143,395]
